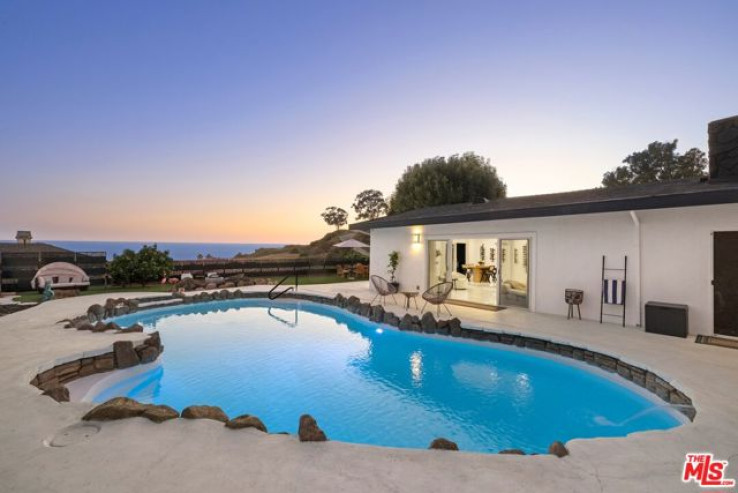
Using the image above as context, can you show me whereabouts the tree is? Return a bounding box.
[602,140,707,187]
[107,249,137,286]
[389,152,507,214]
[352,189,389,220]
[108,244,174,287]
[321,206,348,230]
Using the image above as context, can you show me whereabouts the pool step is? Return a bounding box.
[137,298,183,310]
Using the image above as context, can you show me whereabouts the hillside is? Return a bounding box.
[234,230,369,260]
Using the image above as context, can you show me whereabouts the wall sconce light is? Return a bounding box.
[412,233,421,244]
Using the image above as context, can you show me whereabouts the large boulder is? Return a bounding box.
[126,299,140,312]
[548,441,569,457]
[91,321,109,332]
[105,321,122,332]
[448,318,462,337]
[145,332,162,351]
[87,304,105,323]
[179,278,199,291]
[383,312,400,327]
[82,397,148,421]
[142,404,179,423]
[359,303,371,317]
[420,312,437,332]
[104,298,117,318]
[346,296,362,313]
[398,314,414,330]
[42,385,70,403]
[181,405,229,423]
[136,345,159,364]
[114,305,130,316]
[298,414,327,442]
[118,323,144,334]
[113,341,140,369]
[369,305,385,323]
[429,438,458,451]
[499,449,526,455]
[76,322,94,331]
[226,414,268,432]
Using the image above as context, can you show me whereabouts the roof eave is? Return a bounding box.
[350,189,738,230]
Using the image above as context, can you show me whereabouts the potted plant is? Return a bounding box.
[479,244,486,265]
[387,251,400,289]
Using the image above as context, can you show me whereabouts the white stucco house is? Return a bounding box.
[352,116,738,337]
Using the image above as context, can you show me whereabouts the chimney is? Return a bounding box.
[15,230,32,246]
[708,115,738,181]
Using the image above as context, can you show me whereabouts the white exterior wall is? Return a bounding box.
[369,203,738,335]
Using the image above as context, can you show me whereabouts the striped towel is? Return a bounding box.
[603,279,626,305]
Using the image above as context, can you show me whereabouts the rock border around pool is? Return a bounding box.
[324,293,696,421]
[68,290,696,420]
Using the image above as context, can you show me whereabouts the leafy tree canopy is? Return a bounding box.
[602,140,707,187]
[389,152,506,214]
[108,244,174,286]
[352,189,389,220]
[321,206,348,230]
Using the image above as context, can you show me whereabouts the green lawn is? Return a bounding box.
[12,274,359,303]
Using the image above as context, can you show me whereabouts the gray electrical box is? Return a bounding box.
[645,302,688,338]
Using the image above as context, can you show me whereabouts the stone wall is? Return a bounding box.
[30,332,164,402]
[709,115,738,181]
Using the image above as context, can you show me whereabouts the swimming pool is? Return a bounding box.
[95,299,683,453]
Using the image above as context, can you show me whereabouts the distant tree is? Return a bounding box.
[602,140,707,187]
[321,206,348,230]
[107,249,137,286]
[389,152,506,214]
[108,244,173,287]
[197,253,204,260]
[352,189,389,221]
[205,254,213,259]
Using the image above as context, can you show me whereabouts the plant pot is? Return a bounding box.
[390,281,400,290]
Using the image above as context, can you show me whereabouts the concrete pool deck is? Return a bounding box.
[0,283,736,492]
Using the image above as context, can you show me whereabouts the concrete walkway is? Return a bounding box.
[0,284,737,492]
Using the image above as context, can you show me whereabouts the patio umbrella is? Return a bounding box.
[333,239,370,248]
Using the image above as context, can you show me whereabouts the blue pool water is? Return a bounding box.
[100,299,683,453]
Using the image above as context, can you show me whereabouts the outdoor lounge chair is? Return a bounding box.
[370,275,398,305]
[421,281,454,317]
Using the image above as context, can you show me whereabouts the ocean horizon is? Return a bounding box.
[43,240,285,261]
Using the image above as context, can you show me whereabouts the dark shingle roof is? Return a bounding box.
[351,179,738,230]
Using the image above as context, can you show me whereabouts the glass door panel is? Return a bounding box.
[500,239,529,308]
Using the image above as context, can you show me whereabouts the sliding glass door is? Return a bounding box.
[500,239,529,308]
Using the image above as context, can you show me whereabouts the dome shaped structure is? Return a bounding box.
[30,262,90,291]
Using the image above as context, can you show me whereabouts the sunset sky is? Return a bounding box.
[1,1,736,244]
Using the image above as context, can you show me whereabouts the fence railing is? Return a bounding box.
[171,257,366,278]
[0,251,108,292]
[0,252,368,292]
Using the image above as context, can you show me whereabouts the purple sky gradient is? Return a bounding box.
[1,1,736,243]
